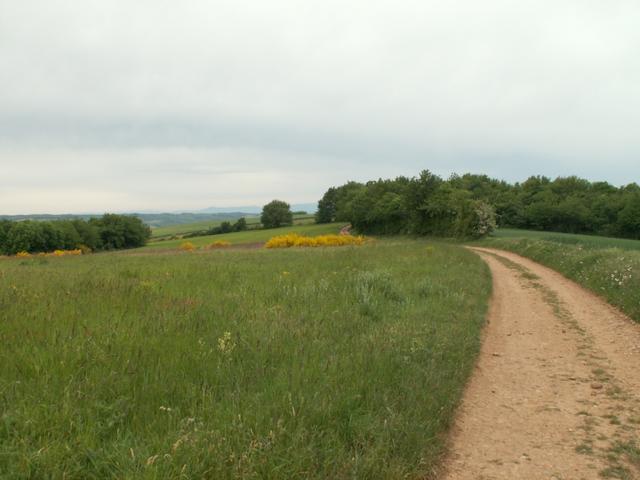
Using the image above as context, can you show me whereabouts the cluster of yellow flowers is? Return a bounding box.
[179,241,196,251]
[15,249,83,258]
[180,240,233,251]
[206,240,231,249]
[265,233,366,249]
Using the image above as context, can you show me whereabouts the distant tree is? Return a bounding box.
[261,200,293,228]
[219,221,233,234]
[233,217,248,231]
[316,187,338,223]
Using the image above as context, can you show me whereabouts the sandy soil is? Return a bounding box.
[441,247,640,480]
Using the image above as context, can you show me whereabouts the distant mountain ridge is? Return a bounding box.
[0,203,317,228]
[195,203,316,214]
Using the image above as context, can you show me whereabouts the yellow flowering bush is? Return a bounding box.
[50,249,82,257]
[13,249,82,258]
[206,240,231,249]
[179,242,196,252]
[265,233,366,249]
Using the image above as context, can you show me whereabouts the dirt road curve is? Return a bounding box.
[442,247,640,480]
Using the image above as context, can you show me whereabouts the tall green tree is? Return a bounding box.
[261,200,293,228]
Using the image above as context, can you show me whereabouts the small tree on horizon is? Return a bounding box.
[261,200,293,228]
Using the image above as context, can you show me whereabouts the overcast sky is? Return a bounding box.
[1,0,639,214]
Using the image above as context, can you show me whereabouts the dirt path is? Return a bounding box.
[442,247,640,480]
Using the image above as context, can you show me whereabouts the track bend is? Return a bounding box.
[442,247,640,480]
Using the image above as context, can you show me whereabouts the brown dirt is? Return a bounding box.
[120,242,265,256]
[441,247,640,480]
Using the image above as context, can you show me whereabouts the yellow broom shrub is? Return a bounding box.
[265,233,366,249]
[179,241,196,251]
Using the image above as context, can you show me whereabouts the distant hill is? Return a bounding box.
[0,203,317,228]
[196,203,316,215]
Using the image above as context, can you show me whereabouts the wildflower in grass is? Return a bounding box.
[16,251,31,258]
[217,331,236,355]
[179,241,196,252]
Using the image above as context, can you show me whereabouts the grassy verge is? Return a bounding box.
[478,231,640,322]
[493,228,640,251]
[0,239,490,479]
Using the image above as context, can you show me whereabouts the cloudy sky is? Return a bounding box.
[1,0,639,214]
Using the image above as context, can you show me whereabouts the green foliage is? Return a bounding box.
[261,200,293,228]
[319,171,497,239]
[0,214,151,255]
[89,214,151,250]
[318,171,640,240]
[0,239,491,478]
[182,217,253,239]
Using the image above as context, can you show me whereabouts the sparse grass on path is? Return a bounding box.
[0,239,490,479]
[479,230,640,322]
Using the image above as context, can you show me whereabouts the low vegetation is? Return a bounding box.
[480,231,640,322]
[0,238,491,479]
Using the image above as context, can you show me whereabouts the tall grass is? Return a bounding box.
[0,239,490,479]
[480,233,640,322]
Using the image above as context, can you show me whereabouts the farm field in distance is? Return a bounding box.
[145,222,343,250]
[0,236,491,479]
[150,214,315,240]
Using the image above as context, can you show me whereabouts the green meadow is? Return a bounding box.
[150,218,255,239]
[0,237,491,479]
[150,215,315,240]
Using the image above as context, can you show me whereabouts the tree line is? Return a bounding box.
[183,218,249,239]
[0,214,151,255]
[316,172,640,239]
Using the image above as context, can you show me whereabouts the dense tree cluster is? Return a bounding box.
[316,172,640,239]
[316,172,496,238]
[0,214,151,255]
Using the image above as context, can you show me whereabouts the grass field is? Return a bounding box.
[0,238,491,479]
[150,215,315,240]
[493,228,640,251]
[150,218,253,239]
[480,229,640,322]
[146,223,344,250]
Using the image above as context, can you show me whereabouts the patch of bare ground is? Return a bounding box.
[441,247,640,480]
[120,242,265,256]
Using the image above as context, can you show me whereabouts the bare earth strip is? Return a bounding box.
[441,247,640,480]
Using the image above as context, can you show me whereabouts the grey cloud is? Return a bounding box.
[0,0,639,213]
